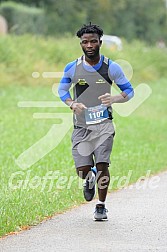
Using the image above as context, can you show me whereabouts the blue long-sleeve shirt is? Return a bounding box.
[58,55,134,102]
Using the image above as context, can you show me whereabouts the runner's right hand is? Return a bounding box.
[71,102,87,115]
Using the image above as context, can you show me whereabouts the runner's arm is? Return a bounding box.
[99,62,134,105]
[58,61,86,112]
[58,61,76,107]
[109,61,134,103]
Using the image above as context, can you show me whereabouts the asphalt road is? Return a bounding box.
[0,171,167,252]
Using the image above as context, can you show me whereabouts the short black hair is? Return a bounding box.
[76,22,103,39]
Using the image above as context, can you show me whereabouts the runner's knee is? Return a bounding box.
[96,162,109,172]
[96,162,110,184]
[76,165,92,179]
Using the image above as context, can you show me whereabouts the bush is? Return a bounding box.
[0,1,46,35]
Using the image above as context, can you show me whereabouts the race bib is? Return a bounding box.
[85,105,109,125]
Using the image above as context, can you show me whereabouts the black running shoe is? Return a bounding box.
[83,174,96,202]
[94,204,108,221]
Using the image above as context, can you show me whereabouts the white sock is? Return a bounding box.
[97,200,105,205]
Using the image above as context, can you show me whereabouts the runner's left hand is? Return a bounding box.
[98,93,112,106]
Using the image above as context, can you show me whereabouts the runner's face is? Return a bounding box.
[80,33,102,59]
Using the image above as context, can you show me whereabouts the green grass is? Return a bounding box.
[0,35,167,237]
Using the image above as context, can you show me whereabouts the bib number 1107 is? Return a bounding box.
[85,104,109,125]
[88,110,104,120]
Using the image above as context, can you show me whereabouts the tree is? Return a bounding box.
[0,0,166,42]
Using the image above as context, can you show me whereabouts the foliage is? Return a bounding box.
[0,34,167,87]
[0,0,167,43]
[44,0,87,36]
[0,0,42,7]
[0,1,46,34]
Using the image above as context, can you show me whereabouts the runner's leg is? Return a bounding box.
[76,165,92,179]
[96,162,110,202]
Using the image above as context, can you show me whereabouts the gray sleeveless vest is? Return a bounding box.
[72,56,113,127]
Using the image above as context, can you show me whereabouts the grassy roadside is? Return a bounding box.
[0,35,167,237]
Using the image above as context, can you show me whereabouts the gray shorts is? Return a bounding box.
[71,122,115,168]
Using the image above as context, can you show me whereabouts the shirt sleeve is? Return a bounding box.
[109,61,134,100]
[58,61,76,102]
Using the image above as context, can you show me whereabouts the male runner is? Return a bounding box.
[58,23,134,220]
